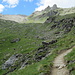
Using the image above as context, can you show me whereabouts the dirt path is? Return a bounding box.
[51,47,74,75]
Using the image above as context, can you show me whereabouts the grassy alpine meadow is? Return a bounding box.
[0,12,75,75]
[7,31,75,75]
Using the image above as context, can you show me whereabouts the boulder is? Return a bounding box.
[49,40,57,44]
[55,32,60,34]
[42,41,49,46]
[10,38,20,43]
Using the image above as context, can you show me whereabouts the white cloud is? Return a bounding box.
[3,0,19,8]
[0,4,5,13]
[35,0,75,11]
[24,0,33,2]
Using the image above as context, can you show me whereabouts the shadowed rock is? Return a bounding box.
[42,40,57,46]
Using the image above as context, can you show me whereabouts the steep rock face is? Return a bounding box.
[47,10,57,16]
[44,6,51,12]
[27,5,58,23]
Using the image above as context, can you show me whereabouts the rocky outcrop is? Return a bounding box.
[44,4,58,11]
[2,39,58,74]
[47,10,58,16]
[44,6,51,11]
[45,16,56,23]
[51,4,58,10]
[45,16,75,33]
[34,47,49,61]
[63,23,73,33]
[2,54,22,70]
[60,18,75,33]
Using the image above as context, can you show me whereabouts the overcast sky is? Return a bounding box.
[0,0,75,15]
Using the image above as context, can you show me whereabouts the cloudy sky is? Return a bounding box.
[0,0,75,15]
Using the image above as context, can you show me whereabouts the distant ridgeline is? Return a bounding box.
[0,4,75,23]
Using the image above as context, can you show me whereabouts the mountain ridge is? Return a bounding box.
[0,4,75,23]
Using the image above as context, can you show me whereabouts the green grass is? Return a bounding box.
[8,32,75,75]
[7,27,75,75]
[65,48,75,75]
[8,53,56,75]
[0,12,75,75]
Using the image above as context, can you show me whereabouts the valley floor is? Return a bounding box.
[51,46,75,75]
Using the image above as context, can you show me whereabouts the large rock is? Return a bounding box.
[42,41,49,46]
[42,40,57,46]
[10,38,20,43]
[2,54,21,70]
[49,40,57,44]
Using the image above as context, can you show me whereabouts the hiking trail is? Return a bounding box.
[51,47,75,75]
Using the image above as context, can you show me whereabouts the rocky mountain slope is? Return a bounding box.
[0,5,75,75]
[0,4,58,23]
[0,4,75,23]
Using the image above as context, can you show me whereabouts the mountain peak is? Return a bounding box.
[46,6,50,9]
[44,4,58,11]
[44,6,51,11]
[51,4,58,10]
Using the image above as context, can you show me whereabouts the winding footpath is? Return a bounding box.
[51,47,75,75]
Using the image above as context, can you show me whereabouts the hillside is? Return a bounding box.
[0,14,28,23]
[0,5,75,75]
[0,5,57,23]
[0,4,75,23]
